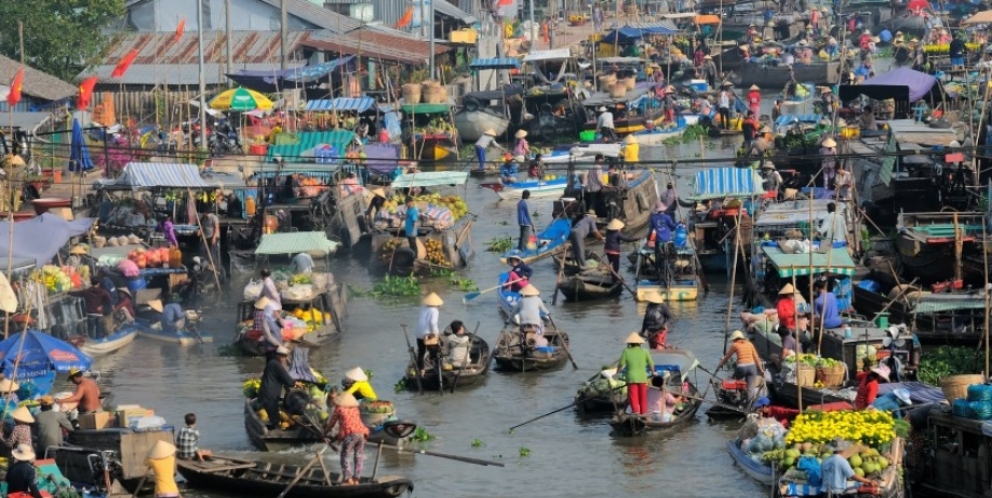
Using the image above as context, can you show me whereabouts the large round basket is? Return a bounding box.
[609,83,627,99]
[815,364,846,388]
[402,84,422,104]
[360,400,396,428]
[796,365,816,387]
[941,374,986,401]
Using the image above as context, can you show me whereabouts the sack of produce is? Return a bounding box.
[243,279,264,301]
[282,284,315,301]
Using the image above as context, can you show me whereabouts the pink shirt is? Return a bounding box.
[647,389,677,414]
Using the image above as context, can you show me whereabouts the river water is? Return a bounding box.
[81,138,780,497]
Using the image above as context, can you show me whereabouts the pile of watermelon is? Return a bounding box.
[127,247,172,269]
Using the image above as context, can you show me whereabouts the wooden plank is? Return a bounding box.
[188,462,258,473]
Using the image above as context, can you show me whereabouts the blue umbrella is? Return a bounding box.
[0,330,92,391]
[69,118,94,172]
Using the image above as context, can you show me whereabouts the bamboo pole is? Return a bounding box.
[722,209,745,354]
[793,271,803,413]
[4,21,26,339]
[985,217,990,377]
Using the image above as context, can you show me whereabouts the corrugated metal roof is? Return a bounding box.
[0,54,76,102]
[470,58,521,69]
[302,34,438,66]
[266,130,356,162]
[434,0,477,23]
[105,162,208,189]
[304,97,376,112]
[256,0,362,32]
[346,27,450,55]
[88,63,303,86]
[255,231,339,255]
[914,295,987,314]
[95,30,324,68]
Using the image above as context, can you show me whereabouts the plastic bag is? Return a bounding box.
[282,284,315,301]
[243,279,263,301]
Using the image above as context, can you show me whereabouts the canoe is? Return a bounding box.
[453,107,510,143]
[726,439,776,485]
[244,399,415,452]
[176,454,413,498]
[72,323,138,356]
[481,177,569,201]
[496,271,554,320]
[403,334,492,391]
[551,249,602,276]
[541,143,623,164]
[492,325,570,372]
[135,317,214,345]
[556,270,623,302]
[499,218,571,264]
[575,349,698,414]
[609,381,702,436]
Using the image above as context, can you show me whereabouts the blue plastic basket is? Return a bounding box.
[967,384,992,403]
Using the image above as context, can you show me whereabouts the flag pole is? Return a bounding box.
[4,21,26,339]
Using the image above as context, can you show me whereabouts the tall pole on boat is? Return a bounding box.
[225,0,233,84]
[196,0,207,150]
[429,0,436,79]
[529,0,536,45]
[280,0,289,72]
[984,211,990,377]
[3,21,26,339]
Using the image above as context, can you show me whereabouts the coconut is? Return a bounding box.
[128,234,142,244]
[92,236,107,248]
[107,237,120,247]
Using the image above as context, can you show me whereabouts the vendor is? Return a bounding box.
[365,187,387,220]
[260,268,282,310]
[872,387,912,418]
[253,296,284,361]
[290,253,314,274]
[158,214,178,247]
[149,299,185,334]
[341,367,377,401]
[5,444,43,498]
[259,346,296,430]
[145,441,179,498]
[114,287,136,323]
[854,363,890,409]
[58,368,102,414]
[505,255,532,291]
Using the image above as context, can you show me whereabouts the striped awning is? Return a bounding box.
[469,58,521,70]
[255,231,339,256]
[762,245,856,278]
[688,167,765,200]
[105,162,208,189]
[304,97,376,113]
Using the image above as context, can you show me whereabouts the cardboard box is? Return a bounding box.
[79,412,114,430]
[118,408,155,428]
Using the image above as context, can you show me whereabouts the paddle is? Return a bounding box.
[277,446,328,498]
[595,254,638,300]
[401,324,423,394]
[450,320,481,393]
[463,278,521,303]
[378,442,505,467]
[546,315,578,370]
[552,244,569,306]
[508,382,628,431]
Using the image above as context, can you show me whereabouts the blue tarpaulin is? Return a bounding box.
[304,97,376,113]
[602,22,678,43]
[688,167,765,200]
[283,56,355,82]
[68,119,93,173]
[0,330,92,385]
[469,58,521,70]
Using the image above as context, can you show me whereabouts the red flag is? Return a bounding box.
[111,50,139,78]
[175,18,186,42]
[76,76,98,110]
[395,7,413,28]
[7,67,24,107]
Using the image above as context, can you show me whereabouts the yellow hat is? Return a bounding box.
[822,137,837,148]
[69,245,87,255]
[623,134,639,144]
[11,406,34,424]
[0,378,19,392]
[515,130,528,139]
[644,293,665,304]
[38,396,54,406]
[483,128,497,136]
[729,330,746,341]
[370,187,386,198]
[67,368,83,379]
[148,299,164,313]
[254,296,271,310]
[147,440,176,459]
[606,219,625,231]
[333,392,360,407]
[625,332,646,344]
[779,283,796,295]
[422,292,443,307]
[520,285,540,297]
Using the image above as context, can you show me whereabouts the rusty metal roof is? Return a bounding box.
[95,30,326,68]
[303,27,451,66]
[256,0,362,32]
[0,54,76,102]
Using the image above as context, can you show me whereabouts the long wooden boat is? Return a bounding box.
[895,211,985,286]
[556,270,622,302]
[480,177,569,201]
[552,249,602,276]
[71,323,138,356]
[852,282,985,346]
[244,399,414,452]
[134,317,214,345]
[915,412,991,498]
[177,454,413,498]
[736,61,841,87]
[498,218,571,265]
[609,381,702,436]
[580,88,666,135]
[726,438,776,485]
[540,143,623,164]
[492,325,570,372]
[403,334,492,391]
[453,107,510,143]
[576,349,698,415]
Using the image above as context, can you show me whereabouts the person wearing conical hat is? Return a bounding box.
[148,298,186,336]
[144,440,179,498]
[512,129,530,158]
[640,293,673,350]
[775,283,801,333]
[7,443,45,497]
[621,134,639,163]
[3,407,34,451]
[341,366,377,401]
[509,284,549,336]
[759,160,783,196]
[258,346,295,430]
[617,332,655,416]
[603,219,638,280]
[505,255,533,292]
[745,84,761,124]
[250,296,285,361]
[416,292,443,376]
[820,136,837,188]
[58,368,102,414]
[715,330,765,403]
[596,105,617,143]
[474,127,506,172]
[323,392,369,486]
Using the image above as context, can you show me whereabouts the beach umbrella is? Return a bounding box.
[209,87,274,112]
[68,118,94,173]
[0,330,92,396]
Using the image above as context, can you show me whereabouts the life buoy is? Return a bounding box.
[463,97,481,113]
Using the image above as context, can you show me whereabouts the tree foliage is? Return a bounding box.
[0,0,126,82]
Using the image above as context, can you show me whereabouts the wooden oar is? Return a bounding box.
[509,382,628,431]
[546,315,578,370]
[595,254,638,300]
[277,446,328,498]
[450,320,481,393]
[463,278,522,303]
[551,245,569,306]
[401,324,423,394]
[378,443,505,467]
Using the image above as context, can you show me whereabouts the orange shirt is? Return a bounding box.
[724,341,761,366]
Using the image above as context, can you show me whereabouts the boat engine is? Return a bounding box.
[715,379,751,409]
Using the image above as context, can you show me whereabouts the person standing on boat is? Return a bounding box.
[949,31,966,70]
[703,55,718,89]
[517,190,535,251]
[5,444,44,498]
[746,85,761,120]
[324,393,369,486]
[818,201,848,244]
[584,155,605,216]
[3,407,34,451]
[648,202,677,281]
[760,161,782,196]
[593,3,603,32]
[660,182,678,218]
[260,268,282,310]
[404,197,419,252]
[715,331,765,403]
[417,293,443,376]
[640,294,672,349]
[259,346,296,430]
[505,256,532,291]
[596,107,617,143]
[290,252,314,274]
[819,137,837,188]
[617,332,655,416]
[58,368,102,414]
[775,283,800,332]
[34,397,72,455]
[513,130,531,157]
[834,164,854,200]
[446,320,472,367]
[474,128,505,172]
[812,279,843,329]
[115,287,136,324]
[341,367,377,401]
[510,285,549,335]
[603,219,638,281]
[569,209,605,268]
[718,83,733,130]
[742,111,759,149]
[145,440,179,498]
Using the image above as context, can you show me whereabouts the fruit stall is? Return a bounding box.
[400,102,459,162]
[369,171,475,276]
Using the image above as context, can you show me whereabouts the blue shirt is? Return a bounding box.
[162,303,184,332]
[511,262,533,280]
[854,65,870,78]
[649,212,677,243]
[819,454,855,493]
[517,199,532,227]
[405,206,419,237]
[814,292,843,328]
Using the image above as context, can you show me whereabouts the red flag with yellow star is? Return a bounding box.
[7,67,24,107]
[76,76,98,110]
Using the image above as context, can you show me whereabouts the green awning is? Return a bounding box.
[761,245,856,277]
[255,232,339,256]
[914,296,987,314]
[401,103,452,114]
[392,171,468,188]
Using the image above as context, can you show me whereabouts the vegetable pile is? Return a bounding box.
[32,265,79,295]
[126,247,174,269]
[917,346,983,386]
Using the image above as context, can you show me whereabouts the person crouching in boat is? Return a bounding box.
[501,156,521,184]
[854,363,890,409]
[715,331,765,404]
[323,393,369,486]
[647,372,681,422]
[148,299,185,335]
[640,294,672,349]
[341,367,377,401]
[6,444,43,498]
[510,285,549,339]
[145,441,179,498]
[618,332,655,416]
[872,387,912,419]
[446,320,472,368]
[505,256,532,292]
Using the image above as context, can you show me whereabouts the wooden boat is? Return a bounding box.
[552,249,602,276]
[736,61,842,87]
[726,438,776,485]
[401,103,458,163]
[556,270,622,302]
[914,412,991,498]
[631,118,688,145]
[633,239,701,302]
[480,177,568,200]
[70,323,138,356]
[498,218,571,264]
[234,290,343,356]
[244,399,414,452]
[540,143,622,164]
[453,107,510,143]
[576,349,698,415]
[609,380,702,437]
[492,325,570,372]
[403,333,492,391]
[134,316,213,345]
[852,281,985,346]
[895,211,985,286]
[177,454,413,498]
[552,169,660,238]
[580,87,665,135]
[777,437,906,498]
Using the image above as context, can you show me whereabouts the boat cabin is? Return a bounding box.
[399,103,458,163]
[581,87,665,135]
[918,411,992,498]
[684,167,766,275]
[554,169,660,236]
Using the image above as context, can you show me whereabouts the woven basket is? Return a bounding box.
[941,374,986,401]
[609,83,627,99]
[623,76,637,90]
[816,364,846,388]
[796,365,816,387]
[402,84,422,104]
[598,75,617,91]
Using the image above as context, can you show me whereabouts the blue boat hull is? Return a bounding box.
[726,439,775,485]
[499,218,572,265]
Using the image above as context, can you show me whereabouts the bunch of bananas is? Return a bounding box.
[424,239,447,266]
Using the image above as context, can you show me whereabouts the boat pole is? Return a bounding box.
[793,271,803,413]
[196,0,207,151]
[984,220,990,377]
[721,210,744,354]
[276,447,328,498]
[814,204,840,356]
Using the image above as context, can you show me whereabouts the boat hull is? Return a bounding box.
[726,439,776,485]
[74,325,138,356]
[499,219,571,265]
[737,62,841,87]
[403,335,492,391]
[556,272,623,302]
[609,383,702,436]
[244,399,406,451]
[636,281,699,302]
[492,328,570,373]
[453,109,510,143]
[493,178,568,200]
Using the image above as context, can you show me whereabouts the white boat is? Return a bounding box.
[541,143,623,164]
[482,177,569,200]
[632,125,686,145]
[135,318,214,345]
[453,107,511,143]
[74,325,138,356]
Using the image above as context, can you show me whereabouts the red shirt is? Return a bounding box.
[748,91,761,107]
[854,371,878,409]
[776,296,796,329]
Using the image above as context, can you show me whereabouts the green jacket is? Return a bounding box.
[618,346,654,383]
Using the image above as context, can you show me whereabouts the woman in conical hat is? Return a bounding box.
[617,331,655,416]
[145,440,179,498]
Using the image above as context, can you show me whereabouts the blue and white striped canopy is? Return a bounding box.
[687,167,765,201]
[469,58,521,70]
[304,97,376,113]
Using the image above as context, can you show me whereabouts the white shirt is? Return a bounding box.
[596,111,615,130]
[475,135,496,148]
[417,306,440,338]
[447,334,472,366]
[719,91,730,108]
[820,212,848,243]
[510,296,549,328]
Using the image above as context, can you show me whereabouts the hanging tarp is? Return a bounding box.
[688,168,765,200]
[761,245,857,277]
[255,232,339,256]
[962,10,992,24]
[602,21,679,43]
[0,214,95,266]
[304,97,376,113]
[469,58,521,70]
[101,162,208,189]
[838,67,939,103]
[283,56,354,83]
